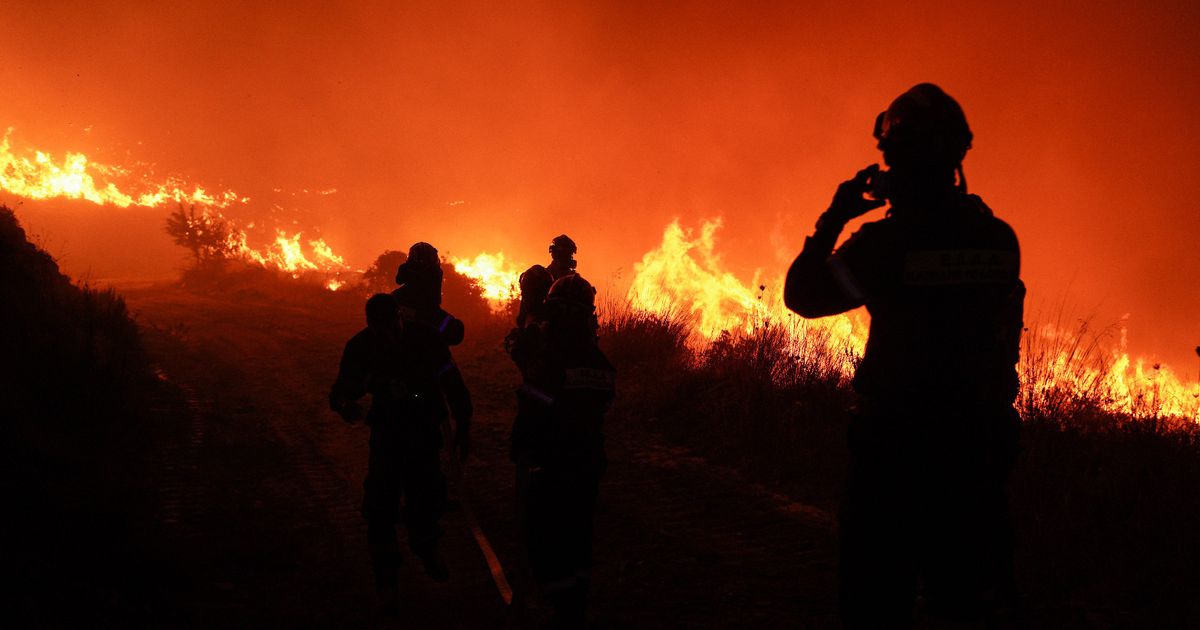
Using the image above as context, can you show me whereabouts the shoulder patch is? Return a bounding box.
[563,367,615,391]
[904,250,1019,286]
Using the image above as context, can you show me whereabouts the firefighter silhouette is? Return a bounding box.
[509,234,579,353]
[515,234,578,328]
[785,84,1025,627]
[392,241,466,347]
[507,273,614,628]
[546,234,578,281]
[515,264,555,329]
[329,293,472,613]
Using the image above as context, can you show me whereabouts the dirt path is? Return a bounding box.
[125,286,839,628]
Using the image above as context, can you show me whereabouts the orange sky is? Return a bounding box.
[2,1,1198,369]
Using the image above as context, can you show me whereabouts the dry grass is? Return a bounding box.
[600,296,1200,625]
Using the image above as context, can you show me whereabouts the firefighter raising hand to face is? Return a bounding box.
[785,84,1025,628]
[826,164,888,226]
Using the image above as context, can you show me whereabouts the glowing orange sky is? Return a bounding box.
[1,2,1198,368]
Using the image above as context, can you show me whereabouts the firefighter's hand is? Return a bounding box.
[337,402,363,425]
[453,429,470,463]
[824,165,887,226]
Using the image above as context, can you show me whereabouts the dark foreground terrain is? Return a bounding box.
[107,284,838,628]
[10,267,1200,627]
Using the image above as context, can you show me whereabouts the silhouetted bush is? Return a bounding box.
[165,204,236,264]
[179,257,344,304]
[0,205,148,427]
[360,249,407,294]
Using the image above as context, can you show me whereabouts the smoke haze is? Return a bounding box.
[2,1,1198,367]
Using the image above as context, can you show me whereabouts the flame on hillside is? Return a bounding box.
[175,206,352,289]
[1,131,353,290]
[629,218,1200,422]
[0,129,243,208]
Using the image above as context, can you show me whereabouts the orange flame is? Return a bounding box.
[0,131,353,290]
[629,218,1200,422]
[1022,319,1200,421]
[0,129,243,208]
[452,252,522,308]
[217,213,352,283]
[628,218,867,373]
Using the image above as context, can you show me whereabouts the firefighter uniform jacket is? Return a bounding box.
[510,326,615,469]
[330,323,471,431]
[787,193,1024,405]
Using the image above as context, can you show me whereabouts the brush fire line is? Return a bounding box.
[4,133,1197,422]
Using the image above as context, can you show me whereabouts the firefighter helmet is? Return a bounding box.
[365,292,400,327]
[407,242,440,267]
[873,83,973,168]
[549,234,577,259]
[545,273,596,314]
[519,264,555,301]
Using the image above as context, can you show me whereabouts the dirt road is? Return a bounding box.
[124,285,839,628]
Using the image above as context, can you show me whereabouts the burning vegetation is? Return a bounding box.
[164,205,351,291]
[0,129,242,208]
[6,138,1200,626]
[626,219,1200,424]
[2,130,1197,423]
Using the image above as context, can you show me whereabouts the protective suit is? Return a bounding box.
[785,83,1024,627]
[392,241,465,346]
[508,274,614,627]
[329,293,472,595]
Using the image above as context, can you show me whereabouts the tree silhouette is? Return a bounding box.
[165,204,234,265]
[361,250,408,294]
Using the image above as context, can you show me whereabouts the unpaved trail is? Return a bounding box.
[125,285,839,628]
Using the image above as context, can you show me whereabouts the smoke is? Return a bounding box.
[1,1,1197,367]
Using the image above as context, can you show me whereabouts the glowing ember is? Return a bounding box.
[629,218,1200,422]
[452,252,522,308]
[0,129,242,208]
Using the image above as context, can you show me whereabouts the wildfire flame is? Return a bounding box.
[1021,319,1200,421]
[629,218,1200,422]
[452,252,522,307]
[1,131,353,289]
[212,209,352,286]
[6,128,1196,418]
[0,129,243,208]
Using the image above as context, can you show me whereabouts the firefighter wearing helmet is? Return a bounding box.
[546,234,578,281]
[507,234,579,354]
[508,273,614,627]
[784,84,1025,627]
[329,293,472,612]
[392,242,466,346]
